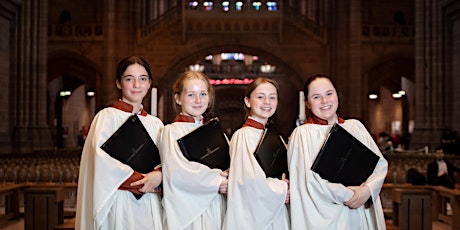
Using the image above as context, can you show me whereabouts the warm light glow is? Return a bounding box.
[189,64,205,72]
[87,91,95,97]
[60,91,71,97]
[209,78,254,85]
[398,90,406,95]
[392,93,402,98]
[203,1,213,11]
[260,64,276,73]
[369,94,378,100]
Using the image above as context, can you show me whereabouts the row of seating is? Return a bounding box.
[2,152,460,184]
[384,153,460,184]
[0,157,80,183]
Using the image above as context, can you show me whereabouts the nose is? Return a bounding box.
[133,78,140,88]
[194,94,201,103]
[320,96,327,103]
[263,97,270,104]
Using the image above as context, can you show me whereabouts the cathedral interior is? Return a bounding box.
[1,1,460,229]
[1,0,459,154]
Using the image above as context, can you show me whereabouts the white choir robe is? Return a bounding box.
[75,107,164,230]
[287,119,387,230]
[223,126,290,230]
[160,122,226,230]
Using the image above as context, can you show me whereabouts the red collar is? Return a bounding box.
[174,114,205,123]
[112,100,148,116]
[242,118,265,130]
[304,114,344,125]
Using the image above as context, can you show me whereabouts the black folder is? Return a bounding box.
[254,127,288,179]
[311,123,379,186]
[177,118,230,171]
[100,114,161,199]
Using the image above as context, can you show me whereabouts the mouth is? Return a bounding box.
[320,105,332,110]
[260,107,272,112]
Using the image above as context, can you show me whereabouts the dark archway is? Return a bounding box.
[48,52,101,148]
[366,58,415,148]
[157,45,303,138]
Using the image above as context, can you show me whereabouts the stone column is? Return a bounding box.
[333,0,364,119]
[347,0,364,119]
[0,0,20,153]
[12,0,53,152]
[443,0,460,134]
[410,0,444,150]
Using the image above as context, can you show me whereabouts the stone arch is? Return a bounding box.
[47,51,101,148]
[365,57,415,141]
[156,45,303,137]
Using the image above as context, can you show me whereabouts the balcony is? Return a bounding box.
[48,24,104,42]
[362,24,414,43]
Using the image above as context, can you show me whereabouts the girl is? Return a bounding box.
[224,78,290,230]
[76,56,164,229]
[160,71,228,230]
[287,74,387,229]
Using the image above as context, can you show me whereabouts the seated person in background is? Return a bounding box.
[427,147,460,189]
[378,131,394,154]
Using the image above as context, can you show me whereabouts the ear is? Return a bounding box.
[116,80,122,89]
[174,93,182,106]
[244,97,250,108]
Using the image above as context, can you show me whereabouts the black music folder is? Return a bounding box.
[254,127,288,179]
[177,118,230,171]
[311,123,379,186]
[101,114,161,199]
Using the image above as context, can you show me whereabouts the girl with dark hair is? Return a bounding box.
[76,56,164,229]
[224,78,290,230]
[288,74,388,229]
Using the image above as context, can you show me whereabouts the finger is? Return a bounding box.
[281,173,286,180]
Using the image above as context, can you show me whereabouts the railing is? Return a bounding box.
[0,182,77,223]
[48,24,104,41]
[282,6,325,42]
[139,6,181,39]
[362,24,414,42]
[381,183,460,230]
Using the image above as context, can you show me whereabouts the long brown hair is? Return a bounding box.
[115,56,152,99]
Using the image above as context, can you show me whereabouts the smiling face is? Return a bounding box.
[116,63,151,108]
[244,82,278,125]
[175,78,210,121]
[306,77,339,124]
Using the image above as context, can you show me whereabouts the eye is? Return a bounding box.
[269,96,277,100]
[124,76,133,82]
[311,95,320,100]
[140,76,149,81]
[200,92,208,97]
[256,95,265,100]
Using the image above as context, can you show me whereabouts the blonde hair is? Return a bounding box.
[172,71,215,114]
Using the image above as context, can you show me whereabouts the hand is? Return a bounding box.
[282,173,290,203]
[130,170,162,193]
[220,169,229,178]
[343,184,371,209]
[219,177,228,194]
